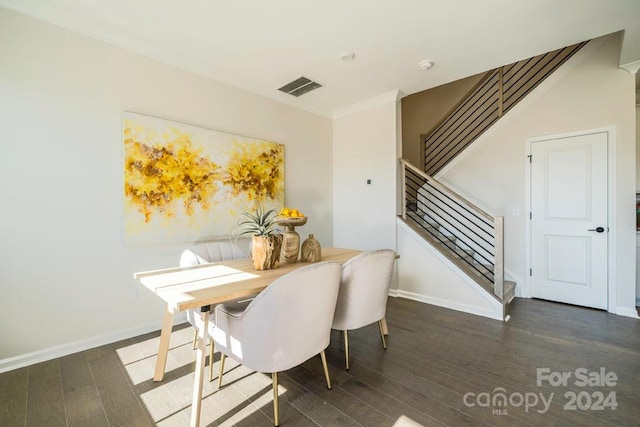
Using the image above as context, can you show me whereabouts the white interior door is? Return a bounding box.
[530,132,608,309]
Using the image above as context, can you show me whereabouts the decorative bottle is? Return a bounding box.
[301,234,321,263]
[281,224,300,263]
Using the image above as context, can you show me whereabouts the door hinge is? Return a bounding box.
[529,212,532,220]
[529,268,532,276]
[527,155,532,163]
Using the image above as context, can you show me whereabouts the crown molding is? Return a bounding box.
[332,90,405,119]
[620,59,640,75]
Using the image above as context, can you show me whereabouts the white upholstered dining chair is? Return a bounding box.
[180,240,248,267]
[180,240,250,380]
[211,261,342,427]
[331,249,396,370]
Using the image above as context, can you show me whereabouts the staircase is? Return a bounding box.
[397,41,588,321]
[400,159,515,320]
[423,41,587,176]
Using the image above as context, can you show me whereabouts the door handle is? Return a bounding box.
[587,227,605,233]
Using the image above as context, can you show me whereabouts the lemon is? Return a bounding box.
[280,207,304,218]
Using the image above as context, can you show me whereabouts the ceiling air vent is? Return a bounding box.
[278,76,322,97]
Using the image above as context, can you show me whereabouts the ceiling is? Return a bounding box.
[2,0,639,117]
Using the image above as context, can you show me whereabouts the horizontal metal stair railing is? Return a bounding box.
[401,159,504,301]
[423,41,587,176]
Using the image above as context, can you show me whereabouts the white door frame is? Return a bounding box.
[524,126,616,312]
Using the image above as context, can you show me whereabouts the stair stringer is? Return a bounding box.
[396,218,504,321]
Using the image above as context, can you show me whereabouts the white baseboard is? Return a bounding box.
[615,306,640,319]
[395,289,504,321]
[388,288,399,297]
[0,313,187,374]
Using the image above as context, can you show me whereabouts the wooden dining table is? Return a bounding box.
[134,247,369,427]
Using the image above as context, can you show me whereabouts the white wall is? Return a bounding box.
[332,93,402,292]
[0,8,332,361]
[439,34,637,315]
[636,105,640,188]
[332,93,401,256]
[636,105,640,304]
[397,220,503,320]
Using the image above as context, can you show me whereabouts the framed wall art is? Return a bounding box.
[123,112,284,245]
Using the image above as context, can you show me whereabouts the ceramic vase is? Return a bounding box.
[281,225,300,263]
[301,234,321,263]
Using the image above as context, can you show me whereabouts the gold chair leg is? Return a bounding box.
[272,372,279,427]
[208,338,215,381]
[192,328,198,350]
[218,353,226,388]
[320,350,331,390]
[378,320,387,349]
[380,317,389,335]
[343,330,350,371]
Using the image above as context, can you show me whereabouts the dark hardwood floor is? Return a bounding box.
[1,297,639,426]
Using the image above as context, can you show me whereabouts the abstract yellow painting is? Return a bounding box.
[123,112,284,245]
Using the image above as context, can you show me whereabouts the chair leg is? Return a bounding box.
[208,338,215,382]
[218,353,226,388]
[378,320,387,350]
[343,330,350,371]
[192,328,198,350]
[380,317,389,335]
[320,350,331,390]
[272,372,279,427]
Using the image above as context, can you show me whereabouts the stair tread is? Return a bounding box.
[435,240,475,259]
[503,280,516,303]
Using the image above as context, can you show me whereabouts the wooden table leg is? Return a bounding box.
[154,305,175,382]
[190,309,210,427]
[380,317,389,336]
